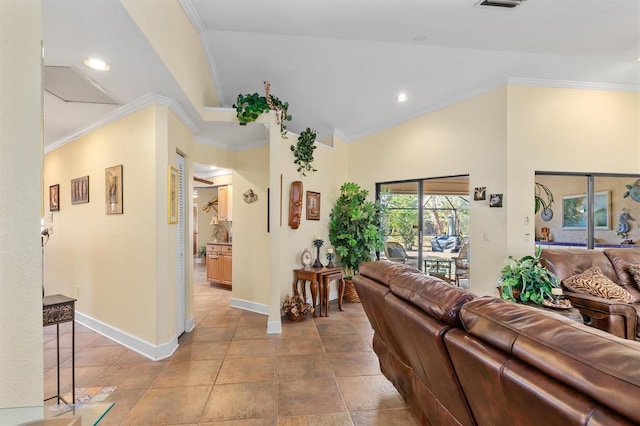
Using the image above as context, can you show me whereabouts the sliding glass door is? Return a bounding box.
[377,175,469,279]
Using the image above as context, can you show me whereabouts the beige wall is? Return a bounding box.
[41,105,197,358]
[506,86,640,258]
[348,87,508,297]
[0,0,44,407]
[348,86,639,297]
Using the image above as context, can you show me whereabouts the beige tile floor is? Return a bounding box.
[43,263,420,425]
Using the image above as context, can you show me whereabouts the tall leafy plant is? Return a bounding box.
[329,182,385,278]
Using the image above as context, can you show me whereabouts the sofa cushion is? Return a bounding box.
[563,266,634,303]
[603,248,640,302]
[389,272,475,327]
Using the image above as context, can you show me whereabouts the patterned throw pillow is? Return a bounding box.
[563,266,634,303]
[627,264,640,289]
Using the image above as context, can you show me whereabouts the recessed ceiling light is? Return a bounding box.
[396,93,408,103]
[83,58,110,71]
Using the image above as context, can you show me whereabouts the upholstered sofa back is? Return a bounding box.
[451,296,640,425]
[355,260,640,425]
[356,261,476,425]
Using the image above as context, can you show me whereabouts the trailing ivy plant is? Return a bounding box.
[290,127,317,176]
[499,246,560,304]
[232,82,292,138]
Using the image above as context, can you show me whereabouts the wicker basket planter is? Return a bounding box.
[343,279,360,303]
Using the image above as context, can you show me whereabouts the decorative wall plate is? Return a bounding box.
[541,207,553,221]
[301,249,312,267]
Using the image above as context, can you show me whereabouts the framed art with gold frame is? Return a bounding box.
[105,165,123,215]
[306,191,320,220]
[49,184,60,212]
[168,166,178,224]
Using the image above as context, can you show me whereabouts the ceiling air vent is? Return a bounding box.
[477,0,525,8]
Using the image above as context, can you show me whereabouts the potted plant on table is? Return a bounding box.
[329,182,385,302]
[499,247,560,304]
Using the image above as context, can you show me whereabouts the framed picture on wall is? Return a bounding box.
[562,191,610,230]
[168,166,178,224]
[474,187,486,201]
[49,184,60,212]
[71,176,89,204]
[306,191,320,220]
[105,165,123,215]
[489,193,503,207]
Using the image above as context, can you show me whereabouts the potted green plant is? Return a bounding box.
[196,245,207,263]
[290,127,317,176]
[499,247,560,304]
[329,182,385,301]
[233,81,292,137]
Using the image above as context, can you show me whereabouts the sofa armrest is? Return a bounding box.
[563,291,637,340]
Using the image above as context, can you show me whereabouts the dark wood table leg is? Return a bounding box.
[292,276,299,296]
[338,278,345,311]
[322,278,329,317]
[310,278,319,317]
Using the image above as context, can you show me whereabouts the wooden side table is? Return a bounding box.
[317,268,345,317]
[43,294,76,404]
[292,267,345,317]
[292,267,322,317]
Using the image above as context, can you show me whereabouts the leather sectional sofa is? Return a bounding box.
[541,248,640,340]
[353,260,640,426]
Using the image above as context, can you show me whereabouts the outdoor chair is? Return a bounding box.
[384,241,419,268]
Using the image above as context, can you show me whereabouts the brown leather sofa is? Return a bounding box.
[541,248,640,340]
[354,260,640,425]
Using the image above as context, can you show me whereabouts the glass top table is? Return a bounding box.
[0,403,114,426]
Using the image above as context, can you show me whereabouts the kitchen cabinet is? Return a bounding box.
[218,185,233,221]
[206,243,232,287]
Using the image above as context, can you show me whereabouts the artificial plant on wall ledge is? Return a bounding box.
[291,127,317,176]
[233,81,291,138]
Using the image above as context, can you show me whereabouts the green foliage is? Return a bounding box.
[329,182,385,278]
[499,247,560,304]
[379,190,418,249]
[197,246,207,257]
[233,92,291,137]
[290,127,317,176]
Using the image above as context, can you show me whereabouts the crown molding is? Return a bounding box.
[45,93,199,153]
[507,77,640,93]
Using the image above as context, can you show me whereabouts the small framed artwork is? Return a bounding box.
[306,191,320,220]
[489,194,503,208]
[71,176,89,204]
[474,187,486,201]
[49,184,60,212]
[105,165,123,215]
[168,166,179,224]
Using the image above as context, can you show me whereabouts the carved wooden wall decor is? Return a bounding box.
[289,180,303,229]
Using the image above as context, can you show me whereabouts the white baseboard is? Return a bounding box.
[267,320,282,334]
[230,297,269,315]
[75,311,178,361]
[185,315,196,333]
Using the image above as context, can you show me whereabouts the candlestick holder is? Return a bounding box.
[312,238,324,268]
[326,252,335,268]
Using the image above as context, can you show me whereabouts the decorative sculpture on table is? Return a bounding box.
[540,226,550,242]
[312,236,324,268]
[326,248,335,268]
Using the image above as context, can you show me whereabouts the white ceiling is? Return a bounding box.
[42,0,640,151]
